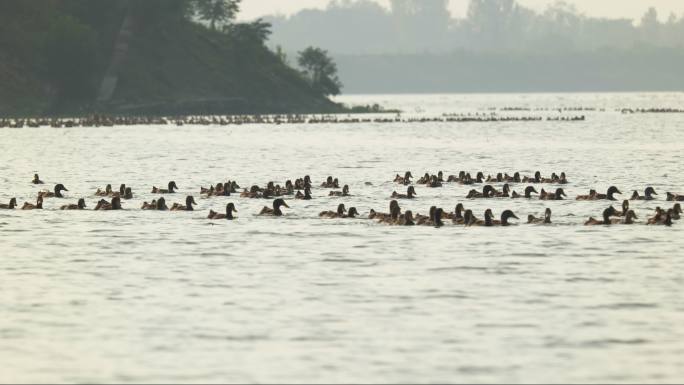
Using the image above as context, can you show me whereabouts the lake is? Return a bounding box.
[1,93,683,383]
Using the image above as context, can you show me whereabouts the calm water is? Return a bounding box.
[1,93,683,383]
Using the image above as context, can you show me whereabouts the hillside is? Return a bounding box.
[0,0,342,117]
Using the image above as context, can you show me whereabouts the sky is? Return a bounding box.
[238,0,684,22]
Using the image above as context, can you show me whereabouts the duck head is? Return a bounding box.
[555,188,567,199]
[111,196,122,210]
[326,176,333,185]
[337,204,347,216]
[501,210,519,226]
[404,171,413,180]
[273,199,290,215]
[621,200,629,212]
[496,172,503,182]
[437,171,444,181]
[625,210,638,224]
[55,183,68,197]
[607,186,621,200]
[433,208,444,227]
[544,208,552,223]
[603,206,617,223]
[7,198,18,209]
[124,187,133,199]
[33,174,40,183]
[463,209,475,226]
[455,203,464,218]
[631,190,640,200]
[403,210,415,224]
[476,172,484,182]
[407,186,417,197]
[186,196,197,210]
[484,209,494,226]
[156,197,167,210]
[78,198,86,209]
[534,171,541,182]
[674,203,682,214]
[483,184,496,197]
[525,186,539,197]
[466,189,477,199]
[503,183,511,195]
[514,172,521,183]
[168,181,178,193]
[645,187,657,198]
[347,207,359,218]
[226,203,238,219]
[105,184,112,194]
[342,185,350,195]
[119,184,126,195]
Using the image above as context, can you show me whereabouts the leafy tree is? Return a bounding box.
[224,19,272,46]
[297,47,342,96]
[196,0,240,31]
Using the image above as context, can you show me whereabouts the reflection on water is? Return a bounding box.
[1,93,683,383]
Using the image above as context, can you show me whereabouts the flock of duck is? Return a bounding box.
[1,171,681,228]
[0,112,587,129]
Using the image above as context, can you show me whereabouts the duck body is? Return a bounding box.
[666,192,684,202]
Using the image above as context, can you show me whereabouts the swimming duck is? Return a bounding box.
[320,176,335,188]
[416,173,431,184]
[523,171,542,183]
[394,171,413,185]
[296,187,312,200]
[259,198,290,216]
[462,209,477,226]
[39,184,68,198]
[240,185,261,198]
[432,208,444,227]
[391,186,417,199]
[666,192,684,202]
[471,209,495,226]
[493,184,511,198]
[528,208,552,224]
[486,173,504,183]
[578,186,621,201]
[447,171,465,183]
[612,200,630,217]
[151,181,178,194]
[415,206,437,226]
[511,186,538,199]
[141,197,168,210]
[369,200,400,221]
[427,175,442,188]
[329,185,350,197]
[95,184,113,197]
[467,185,496,199]
[576,189,597,201]
[417,207,443,227]
[320,203,347,218]
[345,207,360,218]
[95,196,123,211]
[394,210,415,226]
[123,187,133,200]
[0,198,18,209]
[171,196,197,211]
[648,209,673,226]
[584,206,618,226]
[141,199,158,210]
[493,210,519,226]
[611,210,638,225]
[504,172,522,183]
[208,203,238,220]
[630,187,657,200]
[32,174,44,184]
[540,188,566,200]
[448,203,466,224]
[60,198,87,210]
[22,196,43,210]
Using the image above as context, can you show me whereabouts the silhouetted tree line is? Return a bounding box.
[265,0,684,54]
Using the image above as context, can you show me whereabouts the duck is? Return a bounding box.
[369,200,400,221]
[472,209,496,227]
[528,208,552,224]
[95,184,113,196]
[329,185,350,197]
[523,171,542,183]
[151,181,178,194]
[493,184,511,198]
[60,198,86,210]
[493,210,519,226]
[576,189,597,201]
[295,187,312,200]
[0,198,17,209]
[171,196,197,211]
[647,209,674,226]
[416,173,431,184]
[320,203,347,218]
[123,187,133,200]
[540,188,566,200]
[671,203,682,220]
[345,207,360,219]
[462,209,477,226]
[611,210,638,224]
[208,203,238,220]
[391,186,417,199]
[595,186,622,201]
[259,198,290,216]
[448,203,466,224]
[630,187,657,200]
[141,199,158,210]
[38,184,68,198]
[432,208,445,227]
[612,200,630,217]
[486,173,505,183]
[141,197,168,210]
[22,196,43,210]
[394,171,413,185]
[466,185,496,199]
[417,207,443,227]
[504,172,522,183]
[32,174,44,184]
[415,206,437,226]
[376,201,402,224]
[584,206,618,226]
[241,185,261,198]
[320,176,335,188]
[511,186,538,199]
[394,210,415,226]
[95,196,123,211]
[427,175,442,188]
[666,192,684,202]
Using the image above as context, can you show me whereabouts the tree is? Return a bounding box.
[196,0,240,31]
[297,47,342,96]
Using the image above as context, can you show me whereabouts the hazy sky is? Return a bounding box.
[239,0,684,21]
